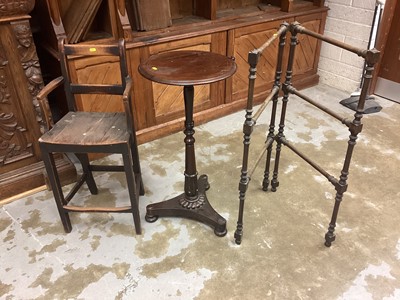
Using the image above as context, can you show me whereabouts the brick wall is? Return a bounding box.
[318,0,376,93]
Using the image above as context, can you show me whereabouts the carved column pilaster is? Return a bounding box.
[0,0,75,201]
[12,19,51,133]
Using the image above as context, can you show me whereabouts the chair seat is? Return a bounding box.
[39,111,130,146]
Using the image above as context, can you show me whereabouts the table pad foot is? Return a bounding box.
[145,175,227,237]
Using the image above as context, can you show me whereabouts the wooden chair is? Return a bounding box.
[37,38,144,234]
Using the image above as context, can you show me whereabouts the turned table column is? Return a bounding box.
[138,50,236,236]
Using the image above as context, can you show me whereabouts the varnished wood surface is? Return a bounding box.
[133,0,172,31]
[39,111,129,146]
[138,50,236,86]
[0,7,77,200]
[0,156,76,200]
[35,2,327,147]
[38,39,143,234]
[127,6,328,48]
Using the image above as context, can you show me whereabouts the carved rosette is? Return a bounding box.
[179,194,206,209]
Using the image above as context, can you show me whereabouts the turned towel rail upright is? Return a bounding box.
[234,22,380,247]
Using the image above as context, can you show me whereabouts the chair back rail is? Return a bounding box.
[58,38,130,111]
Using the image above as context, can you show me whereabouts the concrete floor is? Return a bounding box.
[1,84,399,299]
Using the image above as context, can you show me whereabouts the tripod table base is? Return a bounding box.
[145,175,227,237]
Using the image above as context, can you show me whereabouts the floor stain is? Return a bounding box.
[1,86,399,299]
[28,239,66,263]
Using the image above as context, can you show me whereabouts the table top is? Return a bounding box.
[138,50,237,86]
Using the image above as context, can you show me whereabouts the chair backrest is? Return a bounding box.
[58,38,135,135]
[58,38,129,112]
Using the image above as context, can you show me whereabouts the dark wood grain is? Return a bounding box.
[35,0,327,147]
[39,112,129,146]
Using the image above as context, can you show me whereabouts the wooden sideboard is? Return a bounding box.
[33,0,328,145]
[0,0,327,200]
[0,0,76,201]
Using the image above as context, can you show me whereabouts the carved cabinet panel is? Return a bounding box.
[0,19,43,174]
[0,14,75,200]
[147,35,214,125]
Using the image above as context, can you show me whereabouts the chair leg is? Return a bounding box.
[130,140,144,196]
[39,144,72,233]
[122,147,141,234]
[75,153,98,195]
[138,174,145,196]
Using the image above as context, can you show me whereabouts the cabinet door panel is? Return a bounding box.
[152,43,211,124]
[293,12,326,85]
[1,17,76,200]
[232,20,291,102]
[0,63,36,170]
[146,34,228,125]
[149,35,212,55]
[293,19,320,76]
[0,22,43,172]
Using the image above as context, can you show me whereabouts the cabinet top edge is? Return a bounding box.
[126,7,329,49]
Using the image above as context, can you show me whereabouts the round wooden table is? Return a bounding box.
[139,50,236,236]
